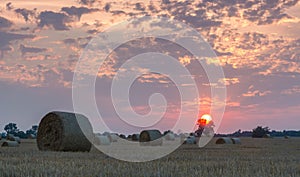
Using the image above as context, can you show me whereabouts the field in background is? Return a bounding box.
[0,138,299,177]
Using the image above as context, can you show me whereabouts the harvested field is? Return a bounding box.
[0,137,299,177]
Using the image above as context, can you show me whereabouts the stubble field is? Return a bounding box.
[0,137,299,177]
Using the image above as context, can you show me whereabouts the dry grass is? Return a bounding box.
[0,138,299,177]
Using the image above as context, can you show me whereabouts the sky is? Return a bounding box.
[0,0,299,134]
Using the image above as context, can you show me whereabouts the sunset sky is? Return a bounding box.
[0,0,299,134]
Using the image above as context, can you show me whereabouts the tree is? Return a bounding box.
[15,131,27,139]
[252,126,270,138]
[26,125,38,137]
[4,123,19,135]
[195,121,215,137]
[232,129,242,137]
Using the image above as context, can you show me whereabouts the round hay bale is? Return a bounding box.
[1,141,19,147]
[127,134,132,140]
[231,138,241,144]
[139,130,163,146]
[37,111,93,152]
[184,136,196,144]
[132,134,140,141]
[119,134,126,139]
[164,132,175,141]
[216,137,233,144]
[179,133,189,143]
[94,135,111,145]
[102,132,110,136]
[7,134,21,144]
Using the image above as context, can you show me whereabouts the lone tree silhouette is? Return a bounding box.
[26,125,38,136]
[252,126,270,138]
[4,123,19,135]
[195,121,215,137]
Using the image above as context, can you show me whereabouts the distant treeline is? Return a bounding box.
[215,130,300,137]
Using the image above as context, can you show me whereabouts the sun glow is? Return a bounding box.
[197,114,212,126]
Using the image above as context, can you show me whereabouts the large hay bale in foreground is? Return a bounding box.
[37,111,93,152]
[1,141,19,147]
[216,137,233,144]
[140,130,162,146]
[231,138,241,144]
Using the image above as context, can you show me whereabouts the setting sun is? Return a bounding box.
[197,114,212,126]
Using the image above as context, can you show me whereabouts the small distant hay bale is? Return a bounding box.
[37,111,93,152]
[140,130,163,146]
[102,132,110,136]
[231,138,241,144]
[127,134,132,140]
[164,132,175,141]
[132,134,140,141]
[7,134,21,144]
[1,141,19,147]
[108,133,118,142]
[94,135,111,145]
[179,133,189,143]
[216,137,233,144]
[119,134,126,139]
[184,136,196,144]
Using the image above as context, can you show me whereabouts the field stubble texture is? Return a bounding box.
[0,138,299,177]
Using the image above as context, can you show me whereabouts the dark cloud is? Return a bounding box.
[61,6,98,20]
[215,51,233,56]
[148,3,159,13]
[236,0,297,25]
[87,29,99,34]
[240,73,300,109]
[0,16,13,29]
[63,38,77,44]
[104,3,111,12]
[62,36,91,50]
[19,27,30,31]
[162,0,171,4]
[78,0,95,6]
[0,31,35,58]
[38,11,71,30]
[6,2,13,11]
[19,44,47,56]
[15,8,36,22]
[111,10,126,16]
[155,0,299,29]
[227,6,238,17]
[135,3,146,11]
